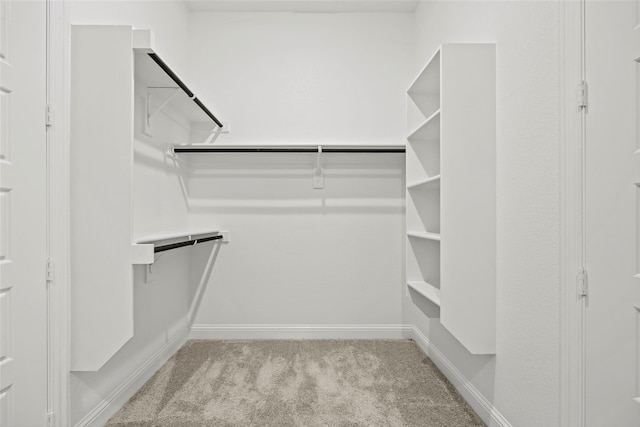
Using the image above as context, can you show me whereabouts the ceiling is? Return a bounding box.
[185,0,419,13]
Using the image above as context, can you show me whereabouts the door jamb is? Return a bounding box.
[560,0,587,426]
[47,0,70,425]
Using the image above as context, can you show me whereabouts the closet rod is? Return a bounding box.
[148,53,224,128]
[154,234,223,253]
[173,146,406,153]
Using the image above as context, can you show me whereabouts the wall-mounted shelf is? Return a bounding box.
[133,29,223,138]
[172,144,406,154]
[407,174,441,190]
[173,144,405,190]
[135,229,228,257]
[407,281,441,307]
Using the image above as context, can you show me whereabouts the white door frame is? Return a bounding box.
[560,0,587,426]
[47,0,71,425]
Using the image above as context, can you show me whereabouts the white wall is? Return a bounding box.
[66,2,193,425]
[189,12,412,144]
[186,12,412,333]
[404,2,561,426]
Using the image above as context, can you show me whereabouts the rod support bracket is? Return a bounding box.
[144,86,180,136]
[313,145,324,189]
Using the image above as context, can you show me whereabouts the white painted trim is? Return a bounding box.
[48,0,71,425]
[408,326,511,427]
[190,324,413,340]
[560,0,586,426]
[74,327,189,427]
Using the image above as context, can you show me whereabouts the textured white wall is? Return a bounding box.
[186,12,412,329]
[404,2,561,426]
[188,12,412,144]
[66,2,192,425]
[187,153,406,328]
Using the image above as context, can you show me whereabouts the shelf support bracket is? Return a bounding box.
[313,145,324,189]
[144,86,180,136]
[200,123,228,145]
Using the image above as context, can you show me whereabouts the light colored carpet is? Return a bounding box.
[106,340,485,427]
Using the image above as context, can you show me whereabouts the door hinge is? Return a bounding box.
[577,80,588,112]
[45,104,54,127]
[46,412,55,427]
[577,267,588,297]
[46,259,55,286]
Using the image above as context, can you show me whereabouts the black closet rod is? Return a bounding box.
[148,53,224,128]
[154,234,223,253]
[173,147,406,153]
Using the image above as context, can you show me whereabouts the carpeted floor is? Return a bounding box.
[106,340,485,427]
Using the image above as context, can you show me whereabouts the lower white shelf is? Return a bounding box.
[407,281,441,307]
[135,229,226,245]
[132,229,229,265]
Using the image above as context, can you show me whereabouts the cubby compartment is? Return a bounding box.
[408,49,440,121]
[407,185,440,234]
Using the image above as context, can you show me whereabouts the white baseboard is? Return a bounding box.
[408,326,511,427]
[74,327,190,427]
[190,323,413,340]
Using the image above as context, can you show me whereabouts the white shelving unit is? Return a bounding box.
[406,44,496,355]
[70,25,224,371]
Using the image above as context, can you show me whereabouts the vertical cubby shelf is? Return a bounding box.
[406,44,496,355]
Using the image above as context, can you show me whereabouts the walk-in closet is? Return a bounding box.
[3,1,639,426]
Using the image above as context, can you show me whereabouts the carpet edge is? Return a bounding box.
[408,325,512,427]
[74,327,190,427]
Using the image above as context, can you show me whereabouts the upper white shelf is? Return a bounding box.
[407,48,440,97]
[131,230,227,264]
[407,110,440,142]
[133,30,222,128]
